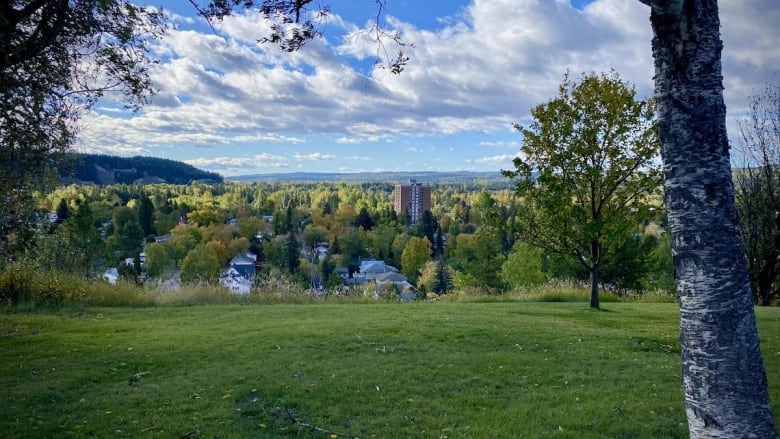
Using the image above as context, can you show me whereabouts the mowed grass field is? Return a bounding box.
[2,302,779,438]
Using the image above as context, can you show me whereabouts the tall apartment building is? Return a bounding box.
[394,180,431,224]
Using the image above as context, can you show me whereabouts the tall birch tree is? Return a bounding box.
[642,0,777,436]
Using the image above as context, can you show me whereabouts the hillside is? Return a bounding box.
[58,154,223,185]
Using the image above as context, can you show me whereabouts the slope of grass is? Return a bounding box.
[2,303,779,438]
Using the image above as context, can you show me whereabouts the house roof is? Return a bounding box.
[376,272,408,283]
[230,255,256,266]
[360,261,387,274]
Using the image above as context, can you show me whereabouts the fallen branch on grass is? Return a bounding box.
[270,405,360,439]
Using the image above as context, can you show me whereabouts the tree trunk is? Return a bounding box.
[649,0,777,437]
[757,264,773,306]
[590,239,600,309]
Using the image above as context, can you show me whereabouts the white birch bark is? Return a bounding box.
[645,0,777,436]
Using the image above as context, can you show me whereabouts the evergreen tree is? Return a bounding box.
[433,228,445,260]
[56,199,70,223]
[286,233,300,274]
[431,259,453,294]
[138,194,155,237]
[420,210,437,246]
[355,207,374,231]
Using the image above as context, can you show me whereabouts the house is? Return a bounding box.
[335,267,349,279]
[218,252,258,295]
[229,252,257,278]
[219,267,251,294]
[357,259,400,281]
[374,271,416,299]
[313,242,329,262]
[103,268,119,284]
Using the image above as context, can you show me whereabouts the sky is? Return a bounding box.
[78,0,780,177]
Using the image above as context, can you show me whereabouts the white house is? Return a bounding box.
[103,268,119,284]
[219,267,252,294]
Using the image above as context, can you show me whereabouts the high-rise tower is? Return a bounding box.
[394,179,431,223]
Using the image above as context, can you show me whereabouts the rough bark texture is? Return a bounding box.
[590,240,600,309]
[649,0,777,437]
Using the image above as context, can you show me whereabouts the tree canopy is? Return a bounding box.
[0,1,166,258]
[505,71,661,308]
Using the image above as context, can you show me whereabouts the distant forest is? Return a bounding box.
[59,154,223,185]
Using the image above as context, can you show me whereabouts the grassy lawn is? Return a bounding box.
[2,302,779,438]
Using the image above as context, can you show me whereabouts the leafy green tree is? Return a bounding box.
[0,1,165,257]
[236,216,262,240]
[302,224,328,248]
[272,209,288,235]
[505,71,660,308]
[144,243,167,278]
[188,208,224,227]
[501,242,547,289]
[401,236,431,284]
[645,233,675,293]
[472,228,507,290]
[109,206,143,258]
[391,233,410,267]
[369,224,400,262]
[342,229,369,264]
[446,228,505,290]
[166,224,202,266]
[263,235,288,271]
[599,230,656,293]
[36,201,104,276]
[181,244,221,283]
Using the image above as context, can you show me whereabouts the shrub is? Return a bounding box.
[0,263,33,306]
[0,265,86,307]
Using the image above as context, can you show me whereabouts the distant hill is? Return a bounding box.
[58,154,223,185]
[228,171,509,185]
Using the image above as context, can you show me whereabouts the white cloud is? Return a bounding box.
[480,140,521,149]
[79,0,778,173]
[294,152,336,161]
[468,154,519,166]
[185,153,290,175]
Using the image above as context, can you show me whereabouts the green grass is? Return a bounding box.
[2,303,779,438]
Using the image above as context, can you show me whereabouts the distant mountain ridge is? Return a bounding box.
[228,171,508,184]
[59,154,223,185]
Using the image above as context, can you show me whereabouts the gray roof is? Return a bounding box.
[376,272,408,283]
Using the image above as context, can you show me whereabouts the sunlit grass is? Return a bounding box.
[2,303,779,438]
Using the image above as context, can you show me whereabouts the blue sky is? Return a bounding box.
[79,0,780,176]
